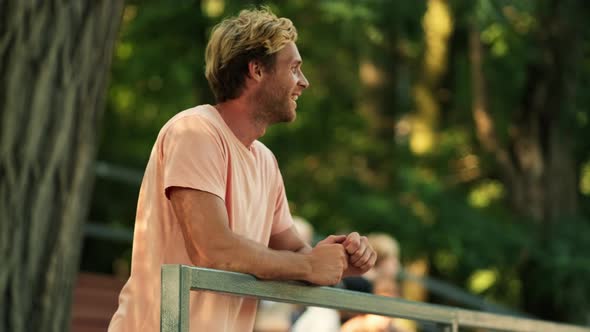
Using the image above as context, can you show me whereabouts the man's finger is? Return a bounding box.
[317,234,347,245]
[344,232,361,254]
[359,251,378,272]
[328,234,347,244]
[354,245,373,266]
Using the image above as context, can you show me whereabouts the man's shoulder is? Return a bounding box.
[162,104,216,131]
[253,140,275,158]
[252,140,282,172]
[154,104,225,142]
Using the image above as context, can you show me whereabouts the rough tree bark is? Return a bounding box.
[0,1,124,331]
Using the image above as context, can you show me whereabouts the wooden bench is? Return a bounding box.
[70,272,125,332]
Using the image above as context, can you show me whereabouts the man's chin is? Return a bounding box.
[284,110,297,123]
[286,109,297,122]
[271,108,296,124]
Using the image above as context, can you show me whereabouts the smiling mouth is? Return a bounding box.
[291,95,299,101]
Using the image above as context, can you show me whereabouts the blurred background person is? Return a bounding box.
[362,233,400,284]
[341,233,416,332]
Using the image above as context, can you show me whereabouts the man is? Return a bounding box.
[108,7,376,332]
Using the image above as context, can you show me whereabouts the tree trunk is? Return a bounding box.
[510,58,578,223]
[0,1,124,331]
[469,16,579,224]
[469,0,584,322]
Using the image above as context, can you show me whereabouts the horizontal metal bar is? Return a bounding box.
[455,310,588,331]
[188,266,454,324]
[173,265,589,332]
[399,269,525,316]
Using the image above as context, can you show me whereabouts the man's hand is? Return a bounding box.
[342,232,377,277]
[313,233,377,277]
[305,243,348,286]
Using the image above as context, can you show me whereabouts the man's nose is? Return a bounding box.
[298,72,310,89]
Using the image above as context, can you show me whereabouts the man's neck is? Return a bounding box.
[214,98,267,148]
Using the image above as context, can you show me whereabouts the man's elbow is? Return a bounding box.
[190,245,233,271]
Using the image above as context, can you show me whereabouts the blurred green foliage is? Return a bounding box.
[87,0,590,324]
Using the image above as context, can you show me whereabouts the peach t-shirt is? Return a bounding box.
[108,105,294,332]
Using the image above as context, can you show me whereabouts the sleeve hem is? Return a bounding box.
[164,184,225,202]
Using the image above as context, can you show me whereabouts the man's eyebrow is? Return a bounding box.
[292,59,302,65]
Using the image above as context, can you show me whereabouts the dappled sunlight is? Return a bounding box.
[410,0,453,155]
[422,0,453,81]
[580,161,590,195]
[452,154,481,183]
[112,87,136,113]
[402,259,429,302]
[364,24,385,45]
[441,130,470,149]
[399,167,439,189]
[116,42,134,61]
[123,5,138,24]
[479,4,536,58]
[413,85,438,120]
[468,269,499,294]
[202,0,225,18]
[409,122,435,155]
[468,180,504,208]
[410,86,438,154]
[359,60,383,87]
[577,111,589,126]
[434,250,458,274]
[481,23,508,57]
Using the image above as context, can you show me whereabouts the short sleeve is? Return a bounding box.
[162,116,226,200]
[270,165,293,235]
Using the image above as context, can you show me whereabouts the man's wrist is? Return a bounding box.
[299,250,314,282]
[296,244,312,254]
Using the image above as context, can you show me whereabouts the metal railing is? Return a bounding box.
[160,264,590,332]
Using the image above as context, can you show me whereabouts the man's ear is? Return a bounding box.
[247,60,264,82]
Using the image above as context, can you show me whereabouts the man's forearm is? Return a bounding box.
[196,231,312,281]
[169,188,346,285]
[193,231,347,286]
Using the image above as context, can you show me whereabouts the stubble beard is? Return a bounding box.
[254,82,295,126]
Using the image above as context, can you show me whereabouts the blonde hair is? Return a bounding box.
[205,7,298,102]
[367,233,400,266]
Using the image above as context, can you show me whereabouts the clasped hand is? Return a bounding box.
[316,232,377,278]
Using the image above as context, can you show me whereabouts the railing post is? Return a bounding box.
[442,321,458,332]
[161,265,191,332]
